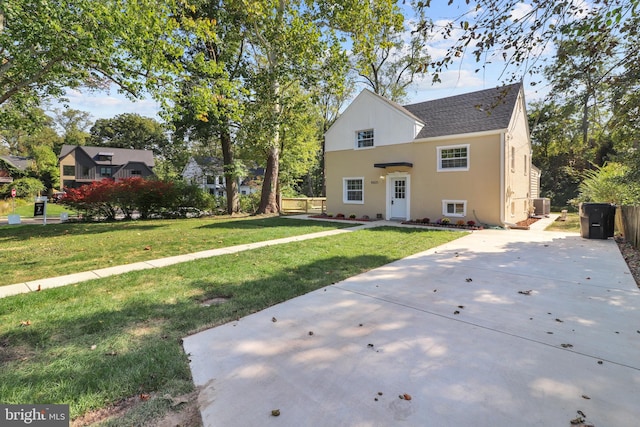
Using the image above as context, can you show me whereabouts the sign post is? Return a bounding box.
[34,196,48,225]
[11,188,16,214]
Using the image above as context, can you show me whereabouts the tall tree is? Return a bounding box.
[167,0,246,214]
[89,113,170,155]
[242,0,325,214]
[347,0,431,102]
[51,108,92,148]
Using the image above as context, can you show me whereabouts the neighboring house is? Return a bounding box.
[324,83,535,226]
[182,156,262,196]
[182,156,225,196]
[59,145,154,189]
[0,155,31,184]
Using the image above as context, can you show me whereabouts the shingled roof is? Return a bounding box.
[403,83,522,139]
[59,145,154,167]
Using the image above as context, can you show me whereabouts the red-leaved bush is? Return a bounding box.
[61,178,209,220]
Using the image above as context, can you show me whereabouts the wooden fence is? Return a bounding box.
[618,206,640,248]
[280,197,326,214]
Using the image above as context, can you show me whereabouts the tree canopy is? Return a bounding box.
[0,0,185,111]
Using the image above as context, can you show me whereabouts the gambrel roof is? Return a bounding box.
[402,82,522,139]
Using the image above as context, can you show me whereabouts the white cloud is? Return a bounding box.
[509,3,533,21]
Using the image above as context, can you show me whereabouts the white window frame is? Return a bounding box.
[355,129,374,149]
[437,144,469,172]
[442,200,466,217]
[343,177,364,204]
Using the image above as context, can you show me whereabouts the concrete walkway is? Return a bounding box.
[0,221,379,298]
[184,217,640,427]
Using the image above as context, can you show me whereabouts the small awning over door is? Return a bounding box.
[374,162,413,168]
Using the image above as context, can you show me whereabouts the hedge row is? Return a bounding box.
[60,178,211,220]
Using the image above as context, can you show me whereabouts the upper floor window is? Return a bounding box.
[438,144,469,171]
[356,129,374,148]
[98,152,114,161]
[131,170,142,176]
[100,167,112,177]
[63,165,75,176]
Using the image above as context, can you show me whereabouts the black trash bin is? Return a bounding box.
[579,203,616,239]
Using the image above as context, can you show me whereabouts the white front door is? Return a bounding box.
[390,177,408,219]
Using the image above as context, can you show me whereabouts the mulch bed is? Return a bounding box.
[616,237,640,289]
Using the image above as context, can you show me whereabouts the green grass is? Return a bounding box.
[0,226,463,424]
[0,199,71,217]
[0,216,356,285]
[544,212,580,232]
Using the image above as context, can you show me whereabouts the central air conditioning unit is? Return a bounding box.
[533,198,550,216]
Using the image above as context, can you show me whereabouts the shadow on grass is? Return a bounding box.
[0,252,392,420]
[197,216,354,231]
[0,222,169,242]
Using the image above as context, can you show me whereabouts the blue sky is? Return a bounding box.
[50,1,552,122]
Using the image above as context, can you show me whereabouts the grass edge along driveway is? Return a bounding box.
[0,225,464,425]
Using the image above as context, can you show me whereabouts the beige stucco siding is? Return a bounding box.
[503,91,532,223]
[325,134,503,225]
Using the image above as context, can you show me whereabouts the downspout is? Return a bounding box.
[500,131,517,229]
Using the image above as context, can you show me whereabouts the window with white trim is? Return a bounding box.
[343,177,364,204]
[437,144,469,171]
[442,200,466,217]
[356,129,374,148]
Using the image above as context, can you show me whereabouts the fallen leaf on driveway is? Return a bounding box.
[581,395,591,400]
[555,318,564,323]
[561,343,573,348]
[271,409,280,416]
[271,317,277,323]
[453,310,460,315]
[518,290,532,295]
[465,278,473,282]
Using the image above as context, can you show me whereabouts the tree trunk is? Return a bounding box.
[220,122,239,214]
[258,145,280,214]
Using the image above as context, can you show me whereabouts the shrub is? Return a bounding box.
[440,217,451,225]
[60,178,210,220]
[349,213,356,219]
[456,219,466,226]
[467,220,476,227]
[336,213,345,218]
[422,217,430,224]
[361,214,370,220]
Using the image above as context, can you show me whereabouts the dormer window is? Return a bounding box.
[356,129,374,148]
[98,152,114,161]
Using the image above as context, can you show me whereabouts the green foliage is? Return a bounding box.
[1,0,185,112]
[2,177,45,198]
[239,191,261,214]
[89,113,171,157]
[576,163,640,206]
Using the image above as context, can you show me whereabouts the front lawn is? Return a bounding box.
[0,216,355,285]
[0,226,463,425]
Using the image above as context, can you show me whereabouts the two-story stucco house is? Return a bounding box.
[324,83,534,227]
[59,145,154,189]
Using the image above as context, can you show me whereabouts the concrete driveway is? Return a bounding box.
[183,223,640,427]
